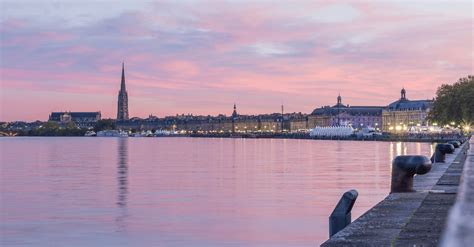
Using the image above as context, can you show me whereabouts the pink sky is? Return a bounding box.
[0,0,472,121]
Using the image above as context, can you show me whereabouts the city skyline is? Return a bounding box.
[1,0,473,121]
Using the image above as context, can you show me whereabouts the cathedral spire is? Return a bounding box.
[120,62,126,91]
[117,62,129,121]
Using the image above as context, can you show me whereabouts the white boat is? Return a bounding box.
[132,132,144,137]
[145,130,153,137]
[84,130,96,137]
[97,130,129,137]
[118,130,129,137]
[359,127,382,137]
[310,126,354,137]
[154,129,172,136]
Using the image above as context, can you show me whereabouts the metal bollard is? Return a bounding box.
[430,143,455,163]
[390,155,431,193]
[329,189,358,237]
[448,141,460,148]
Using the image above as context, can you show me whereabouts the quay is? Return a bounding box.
[189,132,463,143]
[322,137,471,246]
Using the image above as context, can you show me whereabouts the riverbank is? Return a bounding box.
[189,132,466,143]
[4,132,467,143]
[321,137,470,246]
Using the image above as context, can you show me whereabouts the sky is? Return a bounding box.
[0,0,472,121]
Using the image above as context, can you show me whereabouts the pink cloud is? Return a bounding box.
[1,1,472,121]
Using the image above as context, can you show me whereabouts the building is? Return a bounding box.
[117,63,129,121]
[231,104,238,133]
[49,112,101,128]
[308,95,383,129]
[382,88,434,132]
[115,104,294,133]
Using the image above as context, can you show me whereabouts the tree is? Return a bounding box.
[429,75,474,130]
[94,119,116,132]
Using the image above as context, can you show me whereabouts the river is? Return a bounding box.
[0,137,434,246]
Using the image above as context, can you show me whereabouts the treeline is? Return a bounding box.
[429,75,474,129]
[10,119,116,136]
[17,121,86,136]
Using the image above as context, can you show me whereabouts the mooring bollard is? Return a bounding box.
[448,141,460,148]
[329,189,358,237]
[430,143,455,163]
[390,155,431,193]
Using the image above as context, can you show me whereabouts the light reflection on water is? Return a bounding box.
[0,137,434,246]
[116,138,129,233]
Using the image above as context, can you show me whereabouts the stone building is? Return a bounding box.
[115,104,301,133]
[308,95,383,129]
[49,112,101,128]
[382,88,433,132]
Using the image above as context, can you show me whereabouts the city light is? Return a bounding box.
[395,125,402,131]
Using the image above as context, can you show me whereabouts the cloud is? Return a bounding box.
[0,0,472,121]
[308,4,361,23]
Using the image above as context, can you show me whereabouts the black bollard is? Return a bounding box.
[390,155,431,193]
[448,141,460,148]
[430,143,455,163]
[329,190,358,237]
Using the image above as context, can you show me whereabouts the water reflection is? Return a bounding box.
[0,138,436,246]
[116,138,129,232]
[395,142,407,156]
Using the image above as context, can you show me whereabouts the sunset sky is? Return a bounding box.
[1,0,472,121]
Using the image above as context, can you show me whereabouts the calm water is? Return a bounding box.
[0,137,434,246]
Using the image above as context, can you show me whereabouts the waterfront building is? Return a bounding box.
[117,63,129,121]
[283,112,308,132]
[49,112,101,128]
[115,109,292,133]
[382,88,434,132]
[308,95,383,129]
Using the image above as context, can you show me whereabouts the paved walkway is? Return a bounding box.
[440,137,473,246]
[394,144,468,246]
[321,139,469,247]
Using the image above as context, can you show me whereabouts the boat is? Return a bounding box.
[97,130,129,137]
[118,130,129,137]
[133,131,145,137]
[154,130,172,136]
[145,130,153,137]
[358,127,382,137]
[310,126,355,137]
[84,130,96,137]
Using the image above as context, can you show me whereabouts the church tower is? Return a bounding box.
[117,63,129,121]
[231,104,238,134]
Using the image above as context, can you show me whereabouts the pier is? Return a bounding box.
[322,137,471,246]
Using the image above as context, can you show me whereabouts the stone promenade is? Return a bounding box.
[321,137,470,247]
